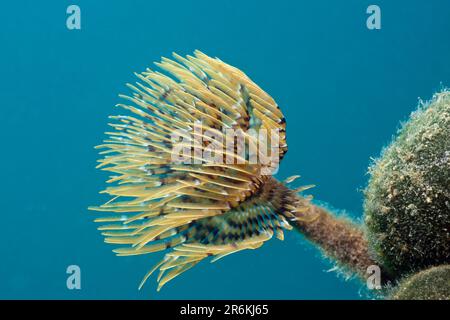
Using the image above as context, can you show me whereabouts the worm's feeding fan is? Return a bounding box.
[90,51,309,291]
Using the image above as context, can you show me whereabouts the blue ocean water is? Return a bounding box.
[1,0,449,299]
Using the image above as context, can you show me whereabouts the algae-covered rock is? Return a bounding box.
[364,91,450,279]
[391,265,450,300]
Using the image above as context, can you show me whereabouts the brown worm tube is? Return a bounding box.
[293,202,377,278]
[266,177,391,282]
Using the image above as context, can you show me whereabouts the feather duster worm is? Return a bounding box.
[89,51,310,290]
[90,51,375,291]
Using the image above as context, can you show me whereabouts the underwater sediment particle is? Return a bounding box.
[391,265,450,300]
[364,91,450,279]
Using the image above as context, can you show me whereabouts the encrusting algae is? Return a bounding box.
[390,265,450,300]
[364,92,450,280]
